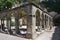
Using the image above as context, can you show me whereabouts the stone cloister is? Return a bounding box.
[0,3,53,39]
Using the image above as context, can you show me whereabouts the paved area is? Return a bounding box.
[0,27,56,40]
[0,33,28,40]
[35,27,55,40]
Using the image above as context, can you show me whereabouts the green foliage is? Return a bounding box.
[10,21,15,26]
[0,0,40,10]
[44,0,60,13]
[0,0,14,10]
[14,0,21,4]
[21,10,26,16]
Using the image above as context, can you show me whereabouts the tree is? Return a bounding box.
[0,0,14,11]
[44,0,60,13]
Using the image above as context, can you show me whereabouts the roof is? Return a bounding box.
[55,14,60,18]
[48,11,58,17]
[0,3,52,17]
[0,3,47,13]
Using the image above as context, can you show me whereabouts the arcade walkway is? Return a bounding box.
[0,27,55,40]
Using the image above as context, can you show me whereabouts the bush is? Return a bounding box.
[10,21,15,26]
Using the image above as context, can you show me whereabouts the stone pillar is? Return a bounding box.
[1,19,2,31]
[26,14,37,39]
[49,17,50,30]
[32,15,37,39]
[43,13,45,30]
[19,19,22,27]
[26,15,32,39]
[26,6,37,39]
[45,15,48,30]
[45,15,46,29]
[1,19,2,24]
[50,18,53,30]
[0,19,1,29]
[14,11,20,34]
[45,14,47,29]
[49,18,51,30]
[7,14,13,34]
[51,18,53,28]
[15,18,20,34]
[1,19,5,31]
[44,14,46,29]
[39,13,42,31]
[26,6,32,39]
[47,17,50,30]
[42,13,44,30]
[7,19,11,31]
[1,19,3,30]
[0,19,1,31]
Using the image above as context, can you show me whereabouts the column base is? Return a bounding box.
[26,33,32,39]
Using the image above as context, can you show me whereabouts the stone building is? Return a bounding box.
[0,3,53,40]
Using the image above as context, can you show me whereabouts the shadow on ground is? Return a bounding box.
[52,26,60,40]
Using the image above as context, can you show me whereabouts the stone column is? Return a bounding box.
[47,17,50,30]
[0,19,1,31]
[15,18,20,34]
[50,18,53,30]
[45,15,48,30]
[45,15,49,30]
[7,14,13,34]
[26,15,32,39]
[26,6,37,39]
[44,14,46,29]
[1,19,2,30]
[50,17,51,30]
[0,19,1,26]
[48,17,50,30]
[7,19,11,31]
[43,13,45,30]
[19,19,22,27]
[14,11,20,34]
[42,13,44,30]
[51,18,53,28]
[32,15,37,39]
[45,15,47,28]
[1,19,5,31]
[26,14,37,39]
[26,6,33,39]
[39,13,42,31]
[45,15,46,29]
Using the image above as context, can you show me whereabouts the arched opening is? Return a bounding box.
[35,10,40,32]
[18,9,27,37]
